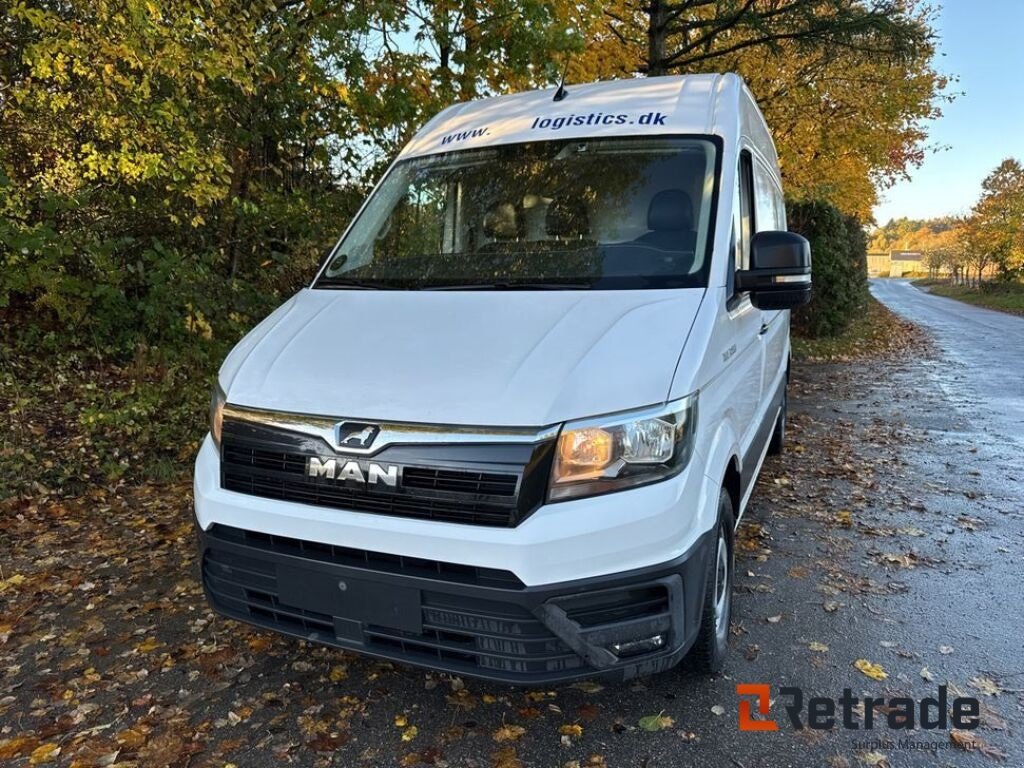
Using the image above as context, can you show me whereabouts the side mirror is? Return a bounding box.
[736,231,812,310]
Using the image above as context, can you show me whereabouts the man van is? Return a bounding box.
[195,73,811,683]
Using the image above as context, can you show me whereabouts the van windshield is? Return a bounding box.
[316,137,717,290]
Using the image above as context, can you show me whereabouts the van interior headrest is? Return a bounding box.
[483,202,519,240]
[647,189,694,231]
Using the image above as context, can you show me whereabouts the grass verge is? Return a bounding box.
[916,280,1024,316]
[792,295,929,362]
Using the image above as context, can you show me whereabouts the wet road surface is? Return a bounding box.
[2,280,1022,768]
[870,278,1024,443]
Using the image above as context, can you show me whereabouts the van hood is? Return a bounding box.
[220,288,704,427]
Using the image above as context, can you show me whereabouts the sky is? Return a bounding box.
[872,0,1024,224]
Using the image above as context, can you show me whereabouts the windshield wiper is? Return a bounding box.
[423,282,593,291]
[316,277,400,290]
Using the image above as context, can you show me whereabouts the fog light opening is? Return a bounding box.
[609,634,665,658]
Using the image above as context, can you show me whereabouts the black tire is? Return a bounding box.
[767,383,787,456]
[689,487,735,673]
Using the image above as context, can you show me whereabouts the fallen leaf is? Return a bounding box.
[402,726,418,742]
[247,635,273,652]
[858,751,889,767]
[559,724,583,738]
[809,641,829,653]
[492,725,526,743]
[0,737,40,761]
[823,601,840,613]
[29,743,60,765]
[950,728,1008,759]
[854,659,888,681]
[329,664,348,682]
[492,746,522,768]
[114,728,148,750]
[395,714,408,728]
[969,676,1002,696]
[135,636,161,653]
[979,703,1008,731]
[638,713,674,732]
[571,680,603,694]
[710,705,725,716]
[525,690,555,702]
[877,552,918,569]
[0,574,26,592]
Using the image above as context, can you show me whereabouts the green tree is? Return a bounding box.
[1,1,369,350]
[969,158,1024,281]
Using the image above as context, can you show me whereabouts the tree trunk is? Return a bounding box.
[458,0,479,100]
[647,0,669,76]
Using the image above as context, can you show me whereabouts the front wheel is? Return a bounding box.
[688,488,735,673]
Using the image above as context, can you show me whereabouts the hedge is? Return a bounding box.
[787,200,870,338]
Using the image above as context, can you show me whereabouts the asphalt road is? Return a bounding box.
[2,280,1022,768]
[870,278,1024,443]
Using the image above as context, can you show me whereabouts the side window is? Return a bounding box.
[737,151,753,270]
[753,159,786,232]
[731,151,754,298]
[727,216,737,297]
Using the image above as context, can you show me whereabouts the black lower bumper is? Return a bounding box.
[198,524,715,684]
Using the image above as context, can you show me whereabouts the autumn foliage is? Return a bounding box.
[1,1,947,354]
[871,158,1024,285]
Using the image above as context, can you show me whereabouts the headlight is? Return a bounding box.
[549,393,698,502]
[210,383,226,448]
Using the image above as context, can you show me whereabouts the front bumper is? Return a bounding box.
[199,523,715,684]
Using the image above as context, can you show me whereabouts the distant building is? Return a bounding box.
[867,252,889,277]
[888,250,923,277]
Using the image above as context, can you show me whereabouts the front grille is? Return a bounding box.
[221,437,527,527]
[363,603,582,676]
[402,467,518,497]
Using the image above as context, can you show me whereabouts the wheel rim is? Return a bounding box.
[712,529,731,642]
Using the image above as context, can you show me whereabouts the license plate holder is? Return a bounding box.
[277,565,422,634]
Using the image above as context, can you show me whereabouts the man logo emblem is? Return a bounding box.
[336,422,379,449]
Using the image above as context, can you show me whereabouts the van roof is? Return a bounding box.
[399,73,771,162]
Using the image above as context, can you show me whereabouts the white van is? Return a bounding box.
[195,73,811,683]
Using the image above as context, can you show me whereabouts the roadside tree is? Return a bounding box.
[970,159,1024,281]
